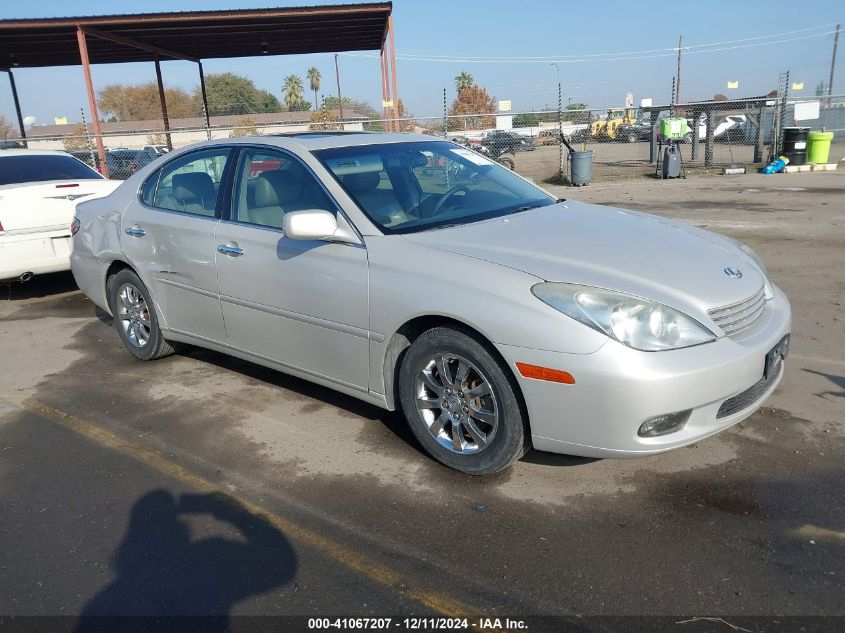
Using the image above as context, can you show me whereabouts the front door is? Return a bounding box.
[214,147,369,389]
[121,147,234,343]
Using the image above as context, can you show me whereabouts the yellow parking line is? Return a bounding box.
[792,524,845,543]
[18,397,479,617]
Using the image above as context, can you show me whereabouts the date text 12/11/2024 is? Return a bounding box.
[306,617,528,630]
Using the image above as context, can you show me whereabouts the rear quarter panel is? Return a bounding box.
[70,190,130,313]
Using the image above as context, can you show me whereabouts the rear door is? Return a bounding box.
[120,146,235,343]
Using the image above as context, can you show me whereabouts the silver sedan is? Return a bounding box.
[70,133,791,474]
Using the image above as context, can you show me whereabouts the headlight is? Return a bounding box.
[531,283,716,351]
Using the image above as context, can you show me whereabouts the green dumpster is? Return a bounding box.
[806,131,834,164]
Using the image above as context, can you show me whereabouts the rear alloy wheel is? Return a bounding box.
[399,327,528,474]
[109,269,182,361]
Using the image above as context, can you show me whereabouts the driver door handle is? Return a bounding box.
[217,243,245,257]
[125,225,146,237]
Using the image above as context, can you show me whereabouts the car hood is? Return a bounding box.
[403,201,765,319]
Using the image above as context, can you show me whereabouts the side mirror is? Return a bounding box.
[282,209,358,244]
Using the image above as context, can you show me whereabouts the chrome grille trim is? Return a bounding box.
[708,287,767,336]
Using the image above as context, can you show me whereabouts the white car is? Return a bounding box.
[0,149,120,282]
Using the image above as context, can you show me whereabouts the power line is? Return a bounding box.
[340,26,839,65]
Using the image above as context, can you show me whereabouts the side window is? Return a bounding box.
[141,169,160,206]
[233,149,336,230]
[152,148,231,217]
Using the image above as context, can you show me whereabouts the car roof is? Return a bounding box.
[164,132,443,156]
[0,148,77,158]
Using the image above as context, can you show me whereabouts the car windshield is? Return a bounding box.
[0,154,102,186]
[315,140,555,234]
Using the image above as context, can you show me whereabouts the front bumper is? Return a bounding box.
[497,285,791,458]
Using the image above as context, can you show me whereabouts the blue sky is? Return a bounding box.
[1,0,843,128]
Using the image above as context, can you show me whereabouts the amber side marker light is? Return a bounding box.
[515,363,575,384]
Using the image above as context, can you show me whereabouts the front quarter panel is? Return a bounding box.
[366,236,608,397]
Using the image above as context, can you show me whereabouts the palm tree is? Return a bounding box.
[282,74,305,111]
[455,72,474,94]
[307,67,322,111]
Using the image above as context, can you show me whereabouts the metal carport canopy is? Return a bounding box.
[0,3,392,66]
[0,3,400,174]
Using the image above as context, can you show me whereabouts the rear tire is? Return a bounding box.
[108,269,182,361]
[398,326,528,475]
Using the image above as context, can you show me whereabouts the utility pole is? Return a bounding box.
[676,35,683,105]
[334,53,344,129]
[829,24,840,103]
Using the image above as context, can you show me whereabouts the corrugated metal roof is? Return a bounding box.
[0,3,392,68]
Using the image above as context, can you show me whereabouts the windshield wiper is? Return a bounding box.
[511,203,546,213]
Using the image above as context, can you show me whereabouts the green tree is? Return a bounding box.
[229,117,259,137]
[310,107,342,131]
[307,67,321,111]
[513,113,540,128]
[0,115,16,141]
[195,73,281,116]
[564,101,590,124]
[62,123,89,151]
[283,75,305,111]
[98,83,196,121]
[448,84,495,130]
[455,72,474,93]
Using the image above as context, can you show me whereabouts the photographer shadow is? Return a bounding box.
[76,489,297,633]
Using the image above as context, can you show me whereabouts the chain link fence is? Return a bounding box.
[15,94,845,182]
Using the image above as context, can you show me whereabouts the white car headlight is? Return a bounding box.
[532,283,716,352]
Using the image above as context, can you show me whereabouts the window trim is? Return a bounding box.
[136,146,238,219]
[224,144,354,237]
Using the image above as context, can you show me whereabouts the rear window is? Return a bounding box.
[0,155,102,186]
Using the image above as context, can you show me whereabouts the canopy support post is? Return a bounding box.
[76,26,108,177]
[154,57,172,151]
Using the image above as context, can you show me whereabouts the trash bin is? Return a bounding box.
[570,150,593,186]
[807,131,834,164]
[782,127,810,166]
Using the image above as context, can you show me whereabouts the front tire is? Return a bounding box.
[398,327,528,475]
[108,269,182,361]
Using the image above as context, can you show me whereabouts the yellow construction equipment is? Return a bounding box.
[590,107,637,141]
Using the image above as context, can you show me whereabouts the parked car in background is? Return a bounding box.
[533,130,561,146]
[107,149,158,179]
[144,144,170,156]
[615,116,653,143]
[0,149,120,282]
[657,114,749,144]
[482,130,535,153]
[71,133,790,475]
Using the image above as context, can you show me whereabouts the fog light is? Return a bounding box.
[638,410,691,437]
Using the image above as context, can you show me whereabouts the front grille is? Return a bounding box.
[716,362,781,418]
[708,287,766,337]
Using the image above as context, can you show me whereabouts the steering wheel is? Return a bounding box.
[430,184,470,217]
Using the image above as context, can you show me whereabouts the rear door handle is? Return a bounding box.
[125,225,146,237]
[217,243,245,257]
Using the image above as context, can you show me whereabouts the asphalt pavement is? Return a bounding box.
[1,170,843,630]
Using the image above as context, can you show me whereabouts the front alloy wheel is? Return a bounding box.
[399,326,528,475]
[415,353,498,454]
